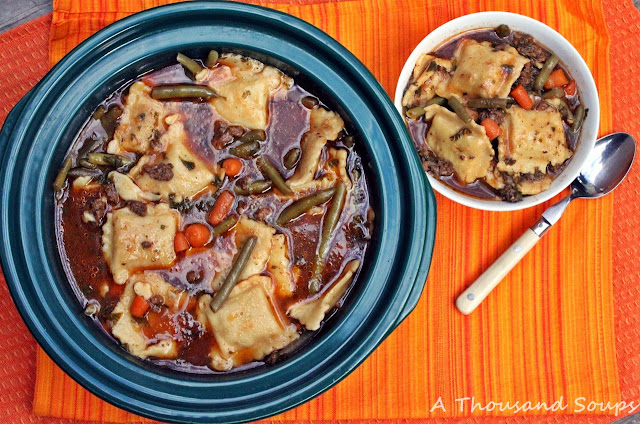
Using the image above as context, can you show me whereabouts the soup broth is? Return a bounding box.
[54,51,373,373]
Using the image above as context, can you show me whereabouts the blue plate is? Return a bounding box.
[0,2,436,423]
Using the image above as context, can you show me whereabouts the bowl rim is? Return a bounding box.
[0,2,436,423]
[394,11,600,211]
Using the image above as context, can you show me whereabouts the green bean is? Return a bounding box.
[77,137,102,159]
[176,53,204,76]
[151,85,219,100]
[542,87,565,99]
[571,104,585,132]
[256,156,292,195]
[100,105,123,139]
[101,105,122,123]
[301,96,319,109]
[283,147,301,169]
[406,106,425,119]
[228,140,260,158]
[237,129,266,144]
[425,96,447,107]
[67,167,102,179]
[210,235,258,312]
[495,24,511,38]
[53,157,72,193]
[205,50,219,68]
[534,54,560,92]
[467,98,510,109]
[308,182,347,293]
[276,188,336,226]
[308,261,324,294]
[92,105,107,120]
[447,97,472,124]
[87,153,134,168]
[211,215,239,237]
[78,158,98,169]
[555,99,574,120]
[76,137,104,163]
[318,181,346,258]
[233,180,272,195]
[264,330,315,364]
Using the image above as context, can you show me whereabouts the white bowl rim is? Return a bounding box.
[394,11,600,212]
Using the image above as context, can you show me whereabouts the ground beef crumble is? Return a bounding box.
[211,120,244,149]
[498,172,522,203]
[511,33,550,63]
[419,149,455,177]
[255,207,273,222]
[547,160,568,175]
[148,295,165,312]
[144,162,174,181]
[534,99,554,112]
[518,168,546,182]
[87,198,107,223]
[125,200,147,216]
[514,60,539,90]
[478,108,506,126]
[103,182,120,204]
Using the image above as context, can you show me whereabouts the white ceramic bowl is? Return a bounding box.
[394,11,599,211]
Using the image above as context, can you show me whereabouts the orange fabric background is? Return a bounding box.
[40,0,621,420]
[0,0,635,422]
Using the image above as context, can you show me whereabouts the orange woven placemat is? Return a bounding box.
[0,0,637,423]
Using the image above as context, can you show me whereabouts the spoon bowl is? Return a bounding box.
[573,132,636,199]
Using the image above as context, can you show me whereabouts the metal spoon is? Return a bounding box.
[456,132,636,315]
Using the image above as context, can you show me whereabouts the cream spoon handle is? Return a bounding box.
[455,228,540,315]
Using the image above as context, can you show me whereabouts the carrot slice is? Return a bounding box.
[222,158,243,177]
[544,69,569,89]
[510,85,534,110]
[564,80,576,96]
[481,118,502,140]
[208,190,235,225]
[130,295,150,318]
[174,232,190,252]
[184,223,211,248]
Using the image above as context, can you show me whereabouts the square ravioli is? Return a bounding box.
[401,54,453,108]
[131,118,216,202]
[289,260,359,331]
[209,217,276,291]
[496,105,572,175]
[233,217,276,281]
[110,81,166,153]
[447,39,529,99]
[102,203,179,284]
[424,105,494,184]
[268,234,295,298]
[208,54,293,130]
[199,276,298,370]
[111,273,181,359]
[287,108,344,190]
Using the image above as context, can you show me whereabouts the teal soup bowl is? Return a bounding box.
[0,2,436,423]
